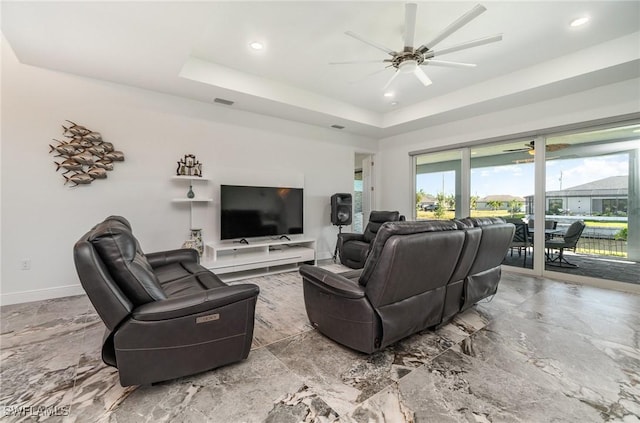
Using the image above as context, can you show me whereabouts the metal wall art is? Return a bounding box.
[49,120,125,186]
[176,154,202,177]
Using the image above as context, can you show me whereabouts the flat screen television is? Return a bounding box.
[220,185,304,240]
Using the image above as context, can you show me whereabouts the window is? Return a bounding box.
[409,119,640,284]
[414,150,462,220]
[470,139,534,221]
[353,170,363,232]
[548,198,563,215]
[545,124,638,274]
[597,198,628,216]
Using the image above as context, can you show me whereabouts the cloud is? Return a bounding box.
[547,154,628,190]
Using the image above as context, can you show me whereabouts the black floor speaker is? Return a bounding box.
[331,193,352,226]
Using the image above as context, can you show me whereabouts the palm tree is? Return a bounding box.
[470,195,479,211]
[446,194,456,211]
[487,200,503,211]
[508,199,523,217]
[416,189,426,208]
[434,192,447,219]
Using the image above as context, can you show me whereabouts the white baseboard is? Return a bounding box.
[0,284,85,306]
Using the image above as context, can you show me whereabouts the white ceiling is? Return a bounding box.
[2,1,640,138]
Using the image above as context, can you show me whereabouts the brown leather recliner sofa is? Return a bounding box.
[73,216,260,386]
[300,217,514,353]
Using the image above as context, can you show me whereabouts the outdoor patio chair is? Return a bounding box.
[545,220,586,267]
[509,222,531,267]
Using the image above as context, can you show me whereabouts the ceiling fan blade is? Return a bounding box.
[416,4,486,53]
[348,67,391,85]
[345,31,397,56]
[547,143,570,152]
[425,34,503,58]
[329,59,389,65]
[423,59,477,68]
[383,69,401,90]
[404,2,417,49]
[414,67,432,87]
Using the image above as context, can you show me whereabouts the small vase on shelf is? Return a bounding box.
[190,228,203,256]
[187,185,195,199]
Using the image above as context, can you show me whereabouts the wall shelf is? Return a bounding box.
[204,238,316,282]
[171,176,211,229]
[171,198,213,202]
[172,175,210,181]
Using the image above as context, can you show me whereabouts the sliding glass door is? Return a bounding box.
[414,150,462,220]
[543,123,639,284]
[470,139,536,268]
[410,119,640,285]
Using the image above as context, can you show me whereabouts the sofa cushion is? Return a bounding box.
[155,262,227,297]
[361,221,463,302]
[460,216,506,227]
[360,220,458,286]
[89,219,166,305]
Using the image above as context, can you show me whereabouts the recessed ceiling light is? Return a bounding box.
[570,16,589,27]
[249,41,264,50]
[383,92,394,98]
[390,101,399,106]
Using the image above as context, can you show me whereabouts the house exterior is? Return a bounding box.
[477,195,525,212]
[524,175,628,216]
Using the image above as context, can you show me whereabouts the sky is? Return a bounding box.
[416,153,629,199]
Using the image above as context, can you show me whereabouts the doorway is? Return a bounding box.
[354,153,374,233]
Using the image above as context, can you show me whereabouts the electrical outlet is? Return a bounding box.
[20,259,31,270]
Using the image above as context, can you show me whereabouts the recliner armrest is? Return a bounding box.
[299,265,365,299]
[146,248,199,268]
[338,233,366,244]
[132,284,260,321]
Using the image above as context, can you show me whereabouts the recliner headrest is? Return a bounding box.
[88,217,166,305]
[364,211,402,243]
[459,217,506,227]
[369,210,400,223]
[360,220,459,284]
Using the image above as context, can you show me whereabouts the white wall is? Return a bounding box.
[376,78,640,218]
[0,43,375,305]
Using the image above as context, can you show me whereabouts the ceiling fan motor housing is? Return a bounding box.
[391,52,424,70]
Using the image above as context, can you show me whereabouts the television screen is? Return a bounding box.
[220,185,304,240]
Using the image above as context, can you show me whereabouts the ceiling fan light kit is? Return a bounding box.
[333,2,503,91]
[504,141,571,155]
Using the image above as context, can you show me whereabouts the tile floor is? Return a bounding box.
[502,249,640,285]
[1,266,639,422]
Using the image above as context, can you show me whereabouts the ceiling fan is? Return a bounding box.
[330,3,503,90]
[504,141,571,156]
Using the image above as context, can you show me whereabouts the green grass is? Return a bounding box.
[416,210,514,220]
[584,221,626,229]
[415,210,628,231]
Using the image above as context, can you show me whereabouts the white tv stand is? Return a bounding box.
[204,238,316,282]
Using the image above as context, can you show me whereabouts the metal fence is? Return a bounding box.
[576,228,627,257]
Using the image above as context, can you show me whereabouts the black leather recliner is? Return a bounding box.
[303,220,467,353]
[337,210,404,269]
[301,218,514,353]
[73,216,260,386]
